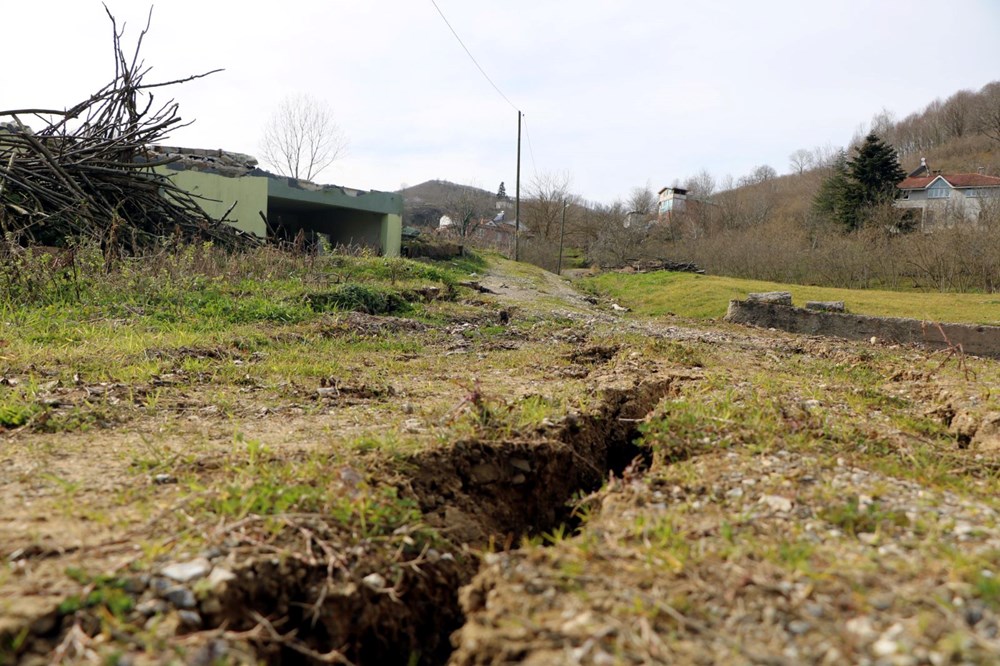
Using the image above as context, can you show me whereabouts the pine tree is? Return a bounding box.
[813,134,905,231]
[848,132,906,209]
[496,181,507,201]
[812,150,857,228]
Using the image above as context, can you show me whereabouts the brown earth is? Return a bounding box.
[2,258,1000,665]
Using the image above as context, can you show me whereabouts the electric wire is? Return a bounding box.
[428,0,519,113]
[522,114,539,178]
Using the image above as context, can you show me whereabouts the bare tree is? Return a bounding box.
[443,184,493,250]
[626,183,657,216]
[978,82,1000,144]
[941,90,976,139]
[524,171,574,239]
[260,94,347,181]
[789,149,814,175]
[684,169,716,199]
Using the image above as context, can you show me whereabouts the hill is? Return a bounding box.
[398,180,498,228]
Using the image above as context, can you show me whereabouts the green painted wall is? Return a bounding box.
[381,214,402,257]
[161,169,269,238]
[159,166,402,255]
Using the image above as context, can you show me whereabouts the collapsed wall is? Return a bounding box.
[724,293,1000,359]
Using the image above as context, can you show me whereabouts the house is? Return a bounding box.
[151,146,403,255]
[895,158,1000,230]
[657,186,688,221]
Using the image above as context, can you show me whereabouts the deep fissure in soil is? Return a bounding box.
[4,379,674,666]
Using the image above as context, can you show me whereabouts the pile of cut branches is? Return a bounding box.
[0,7,256,252]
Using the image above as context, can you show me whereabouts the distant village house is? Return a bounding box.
[895,158,1000,230]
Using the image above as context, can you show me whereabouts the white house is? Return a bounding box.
[896,159,1000,229]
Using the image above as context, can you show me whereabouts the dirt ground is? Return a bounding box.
[3,257,1000,665]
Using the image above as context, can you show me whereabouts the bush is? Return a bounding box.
[305,283,410,315]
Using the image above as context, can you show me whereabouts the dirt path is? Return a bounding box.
[3,257,999,665]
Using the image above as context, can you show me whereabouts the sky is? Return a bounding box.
[3,1,1000,204]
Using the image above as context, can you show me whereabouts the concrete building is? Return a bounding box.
[896,158,1000,230]
[152,147,403,255]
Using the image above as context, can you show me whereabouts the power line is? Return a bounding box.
[521,114,539,177]
[428,0,519,112]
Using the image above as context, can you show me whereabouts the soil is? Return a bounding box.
[3,256,1000,665]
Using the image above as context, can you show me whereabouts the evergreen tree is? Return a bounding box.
[848,132,907,209]
[496,181,508,201]
[812,150,857,228]
[813,134,905,231]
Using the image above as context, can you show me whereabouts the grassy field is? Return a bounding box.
[581,270,1000,324]
[4,246,1000,665]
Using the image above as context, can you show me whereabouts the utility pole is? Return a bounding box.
[514,110,521,262]
[556,199,567,276]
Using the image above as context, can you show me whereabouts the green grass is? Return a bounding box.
[581,271,1000,324]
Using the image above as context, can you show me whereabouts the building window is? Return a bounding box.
[928,184,951,199]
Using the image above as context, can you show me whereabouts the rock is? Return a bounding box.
[161,558,212,583]
[200,597,223,616]
[152,473,177,485]
[206,567,236,590]
[362,573,386,590]
[164,586,197,609]
[805,301,846,312]
[123,575,149,594]
[972,412,1000,453]
[950,409,980,441]
[136,599,170,617]
[470,463,501,484]
[760,494,793,513]
[149,577,172,595]
[746,291,793,305]
[787,620,811,635]
[872,636,898,657]
[510,458,532,473]
[177,610,202,628]
[845,616,876,639]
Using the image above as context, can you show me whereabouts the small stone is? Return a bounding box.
[788,620,811,635]
[470,463,501,484]
[511,473,527,485]
[152,474,177,485]
[858,532,878,545]
[136,599,170,617]
[149,577,172,595]
[871,594,894,611]
[872,636,898,657]
[206,567,236,590]
[726,487,744,499]
[760,494,793,513]
[162,558,212,583]
[952,521,975,537]
[805,300,845,312]
[747,291,792,305]
[362,573,386,590]
[200,597,223,615]
[164,586,197,609]
[123,575,149,594]
[177,610,202,628]
[510,458,532,473]
[845,616,876,639]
